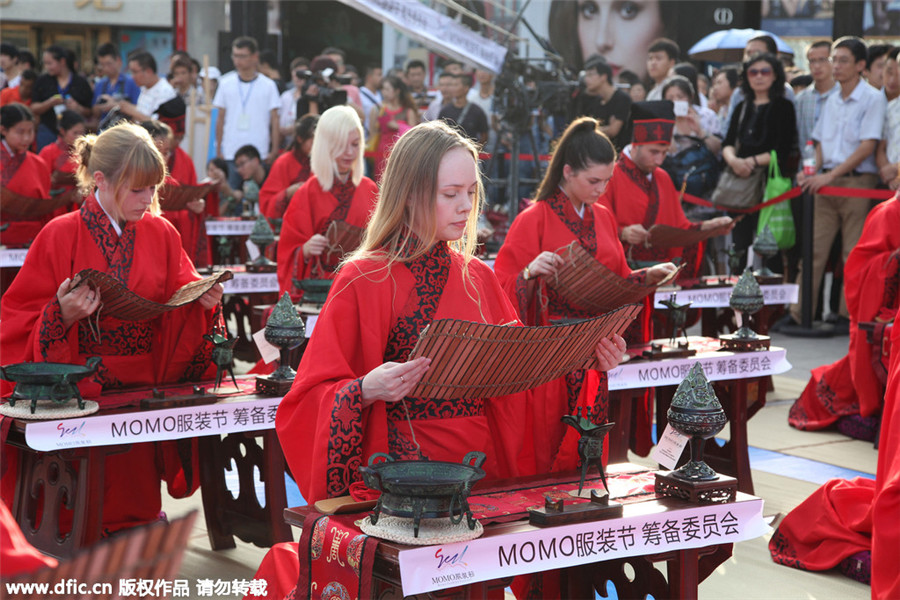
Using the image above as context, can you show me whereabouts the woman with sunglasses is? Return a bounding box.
[721,53,799,253]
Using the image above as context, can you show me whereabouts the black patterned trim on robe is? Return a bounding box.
[80,194,136,284]
[1,147,25,188]
[316,178,358,274]
[768,528,808,570]
[881,249,900,313]
[616,153,702,266]
[78,319,153,356]
[38,296,70,362]
[326,377,366,498]
[543,189,600,319]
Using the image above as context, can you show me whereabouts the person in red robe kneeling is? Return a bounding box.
[259,114,318,219]
[770,292,900,598]
[276,105,378,302]
[495,116,677,474]
[0,122,224,535]
[788,193,900,439]
[249,120,627,599]
[0,103,51,248]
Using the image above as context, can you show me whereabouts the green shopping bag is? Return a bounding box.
[757,150,795,249]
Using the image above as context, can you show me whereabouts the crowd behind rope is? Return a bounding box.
[1,30,900,595]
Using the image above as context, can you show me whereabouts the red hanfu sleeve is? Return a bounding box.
[259,153,294,218]
[494,203,548,326]
[276,178,319,298]
[276,259,398,504]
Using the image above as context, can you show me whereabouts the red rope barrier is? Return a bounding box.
[682,186,896,214]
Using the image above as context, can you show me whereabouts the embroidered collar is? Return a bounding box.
[0,140,25,187]
[545,188,597,254]
[617,152,653,195]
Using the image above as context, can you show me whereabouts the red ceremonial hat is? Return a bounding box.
[631,100,675,146]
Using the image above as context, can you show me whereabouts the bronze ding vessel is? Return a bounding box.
[0,357,102,413]
[360,452,486,537]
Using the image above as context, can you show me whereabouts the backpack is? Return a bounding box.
[662,135,721,199]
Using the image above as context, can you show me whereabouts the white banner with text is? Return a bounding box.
[654,284,799,309]
[24,396,280,451]
[398,496,766,595]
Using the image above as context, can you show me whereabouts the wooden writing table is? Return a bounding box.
[606,337,791,495]
[284,467,765,599]
[3,379,291,558]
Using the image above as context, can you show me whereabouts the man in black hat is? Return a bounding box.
[600,100,732,277]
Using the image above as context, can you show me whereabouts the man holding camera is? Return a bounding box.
[214,36,281,189]
[293,55,364,122]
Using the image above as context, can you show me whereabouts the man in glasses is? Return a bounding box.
[795,40,837,150]
[789,36,887,334]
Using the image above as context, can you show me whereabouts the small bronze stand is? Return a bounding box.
[140,386,219,409]
[247,214,277,273]
[529,408,622,526]
[752,225,782,285]
[203,327,239,391]
[720,267,770,351]
[655,363,737,503]
[643,294,697,359]
[722,247,747,278]
[257,292,306,396]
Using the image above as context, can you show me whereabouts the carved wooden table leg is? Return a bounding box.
[10,442,128,559]
[199,430,292,551]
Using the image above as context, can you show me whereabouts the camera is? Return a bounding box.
[298,69,350,112]
[494,53,578,131]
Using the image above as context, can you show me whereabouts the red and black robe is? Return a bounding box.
[276,175,378,302]
[495,189,652,470]
[259,149,311,219]
[1,194,222,534]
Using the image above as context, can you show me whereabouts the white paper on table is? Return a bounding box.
[651,423,691,470]
[245,239,261,261]
[252,328,280,364]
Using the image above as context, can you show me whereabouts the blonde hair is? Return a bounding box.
[349,120,481,267]
[74,121,167,217]
[309,105,364,192]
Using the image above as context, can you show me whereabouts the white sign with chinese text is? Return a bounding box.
[0,248,28,268]
[654,284,799,309]
[607,347,790,391]
[205,220,256,236]
[337,0,508,74]
[222,272,279,294]
[24,396,280,451]
[398,495,766,595]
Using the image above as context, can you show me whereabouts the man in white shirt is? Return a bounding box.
[645,39,679,101]
[358,64,382,135]
[876,48,900,190]
[789,36,888,329]
[214,36,281,189]
[118,51,182,123]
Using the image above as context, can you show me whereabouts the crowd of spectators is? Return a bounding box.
[2,32,899,332]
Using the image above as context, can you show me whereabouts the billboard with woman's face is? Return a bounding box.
[519,1,760,81]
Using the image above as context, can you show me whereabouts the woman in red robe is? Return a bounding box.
[770,288,900,597]
[495,117,676,474]
[252,120,625,600]
[0,103,51,248]
[37,109,86,214]
[0,122,224,534]
[276,105,378,302]
[259,114,317,219]
[788,194,900,437]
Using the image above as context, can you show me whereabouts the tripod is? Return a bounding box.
[483,119,544,220]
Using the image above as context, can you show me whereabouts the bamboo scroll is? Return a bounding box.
[407,303,642,400]
[547,242,682,313]
[157,182,215,212]
[70,269,233,321]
